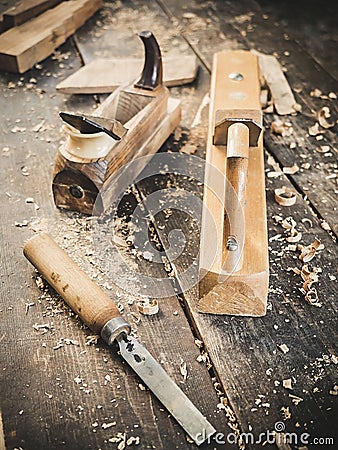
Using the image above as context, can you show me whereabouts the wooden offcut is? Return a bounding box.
[255,51,298,115]
[56,55,199,94]
[0,0,102,73]
[2,0,62,29]
[198,51,269,316]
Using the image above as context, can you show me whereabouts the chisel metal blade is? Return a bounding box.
[116,333,216,445]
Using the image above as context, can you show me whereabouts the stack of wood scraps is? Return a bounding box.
[0,0,102,73]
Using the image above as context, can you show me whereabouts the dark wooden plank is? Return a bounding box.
[254,0,338,81]
[2,0,62,29]
[0,5,234,450]
[158,0,338,234]
[0,0,102,73]
[135,141,338,449]
[127,0,338,446]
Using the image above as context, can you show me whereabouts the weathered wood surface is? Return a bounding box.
[1,0,62,30]
[0,0,102,73]
[0,0,337,449]
[56,55,199,93]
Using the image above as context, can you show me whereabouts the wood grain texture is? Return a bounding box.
[1,0,337,448]
[139,0,337,446]
[256,51,299,115]
[56,55,199,93]
[2,0,62,29]
[53,82,181,214]
[0,16,229,450]
[0,0,102,73]
[198,51,269,315]
[160,0,337,235]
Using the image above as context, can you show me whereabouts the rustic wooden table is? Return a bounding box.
[0,1,337,449]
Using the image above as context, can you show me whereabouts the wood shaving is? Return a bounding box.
[267,170,283,178]
[293,263,322,307]
[126,436,140,445]
[111,235,128,248]
[320,220,331,231]
[281,406,291,420]
[180,358,188,381]
[102,422,116,429]
[283,164,299,174]
[329,385,338,396]
[282,379,293,389]
[278,344,290,354]
[137,298,159,315]
[286,228,302,243]
[298,238,322,262]
[301,218,313,227]
[11,125,26,133]
[180,143,197,155]
[25,302,35,314]
[316,145,330,153]
[274,187,297,206]
[31,120,46,133]
[317,106,334,129]
[271,119,293,136]
[86,335,100,345]
[310,88,322,98]
[15,220,29,227]
[308,123,321,136]
[289,394,303,405]
[194,339,203,348]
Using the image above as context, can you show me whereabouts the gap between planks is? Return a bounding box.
[132,183,245,445]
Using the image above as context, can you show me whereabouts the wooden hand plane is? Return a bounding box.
[52,31,181,214]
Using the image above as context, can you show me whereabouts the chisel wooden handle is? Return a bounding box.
[224,123,249,272]
[23,233,130,339]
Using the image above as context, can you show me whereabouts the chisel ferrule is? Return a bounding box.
[101,317,131,345]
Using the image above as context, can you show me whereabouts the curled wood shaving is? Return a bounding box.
[316,145,330,153]
[274,187,297,206]
[317,106,335,129]
[295,264,322,307]
[281,216,296,229]
[137,298,159,315]
[286,228,302,243]
[298,238,322,262]
[271,119,293,136]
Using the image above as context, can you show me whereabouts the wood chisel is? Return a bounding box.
[23,233,216,445]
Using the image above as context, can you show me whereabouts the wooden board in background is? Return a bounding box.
[0,0,102,73]
[56,55,199,93]
[1,0,62,30]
